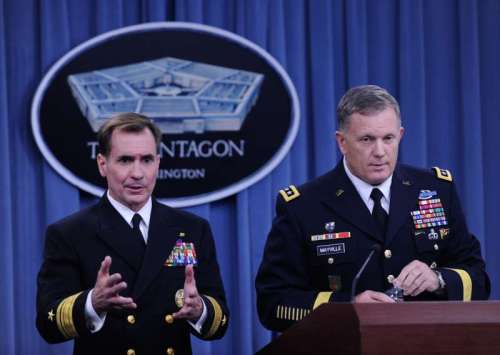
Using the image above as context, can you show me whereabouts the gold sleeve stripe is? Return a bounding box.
[204,296,224,338]
[56,291,83,339]
[313,291,332,310]
[446,268,472,301]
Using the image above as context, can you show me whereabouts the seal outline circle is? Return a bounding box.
[31,21,300,207]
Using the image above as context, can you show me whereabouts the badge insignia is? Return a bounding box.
[48,309,55,322]
[414,230,426,237]
[165,240,198,267]
[316,243,345,256]
[175,289,184,308]
[328,275,342,292]
[439,228,450,239]
[324,221,335,232]
[336,189,344,197]
[402,180,412,186]
[311,232,351,242]
[427,228,439,240]
[418,190,437,200]
[178,232,186,237]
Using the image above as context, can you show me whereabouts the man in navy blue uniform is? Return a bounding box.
[36,113,228,354]
[255,85,490,331]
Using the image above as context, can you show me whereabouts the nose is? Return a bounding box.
[373,139,385,157]
[131,161,144,179]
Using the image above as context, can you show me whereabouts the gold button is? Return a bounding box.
[384,249,392,259]
[127,349,136,355]
[430,261,437,269]
[387,274,395,283]
[328,257,334,264]
[166,347,175,355]
[434,244,439,251]
[165,314,174,324]
[127,315,135,324]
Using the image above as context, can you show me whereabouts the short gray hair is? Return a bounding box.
[336,85,401,130]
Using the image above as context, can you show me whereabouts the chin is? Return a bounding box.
[366,173,389,185]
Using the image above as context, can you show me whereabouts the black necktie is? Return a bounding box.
[370,188,388,237]
[132,213,146,247]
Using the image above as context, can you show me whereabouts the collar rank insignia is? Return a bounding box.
[279,185,300,202]
[164,240,198,267]
[432,167,453,182]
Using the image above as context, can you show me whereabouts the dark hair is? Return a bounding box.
[97,112,162,156]
[336,85,401,130]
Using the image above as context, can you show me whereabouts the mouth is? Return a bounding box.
[125,185,145,193]
[370,163,388,170]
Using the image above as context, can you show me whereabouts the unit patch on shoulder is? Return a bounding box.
[432,167,453,182]
[279,185,300,202]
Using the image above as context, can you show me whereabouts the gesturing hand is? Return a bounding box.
[393,260,439,296]
[173,265,203,321]
[91,256,137,314]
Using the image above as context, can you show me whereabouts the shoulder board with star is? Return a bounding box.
[279,185,300,202]
[432,167,453,182]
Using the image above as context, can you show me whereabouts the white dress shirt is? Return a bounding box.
[343,158,392,214]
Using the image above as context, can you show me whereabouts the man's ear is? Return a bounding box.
[96,153,107,178]
[335,130,347,155]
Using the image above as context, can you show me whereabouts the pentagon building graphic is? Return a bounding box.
[67,57,264,134]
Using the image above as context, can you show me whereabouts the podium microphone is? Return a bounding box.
[350,244,381,302]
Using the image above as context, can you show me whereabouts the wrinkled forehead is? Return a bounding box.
[109,128,158,155]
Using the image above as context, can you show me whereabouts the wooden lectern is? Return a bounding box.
[257,301,500,355]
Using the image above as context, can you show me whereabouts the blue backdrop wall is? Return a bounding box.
[1,1,499,354]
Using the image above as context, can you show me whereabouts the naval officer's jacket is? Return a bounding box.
[255,162,490,331]
[36,196,228,355]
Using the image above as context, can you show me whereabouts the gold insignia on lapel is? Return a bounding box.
[279,185,300,202]
[336,189,344,197]
[175,289,184,308]
[178,232,185,237]
[432,167,453,182]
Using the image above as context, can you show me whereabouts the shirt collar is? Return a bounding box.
[106,191,152,229]
[343,157,392,207]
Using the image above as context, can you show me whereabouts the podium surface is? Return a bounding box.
[257,301,500,355]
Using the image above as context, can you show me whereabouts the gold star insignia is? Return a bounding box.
[48,310,55,322]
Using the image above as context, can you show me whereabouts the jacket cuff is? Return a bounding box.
[441,268,472,301]
[200,295,228,339]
